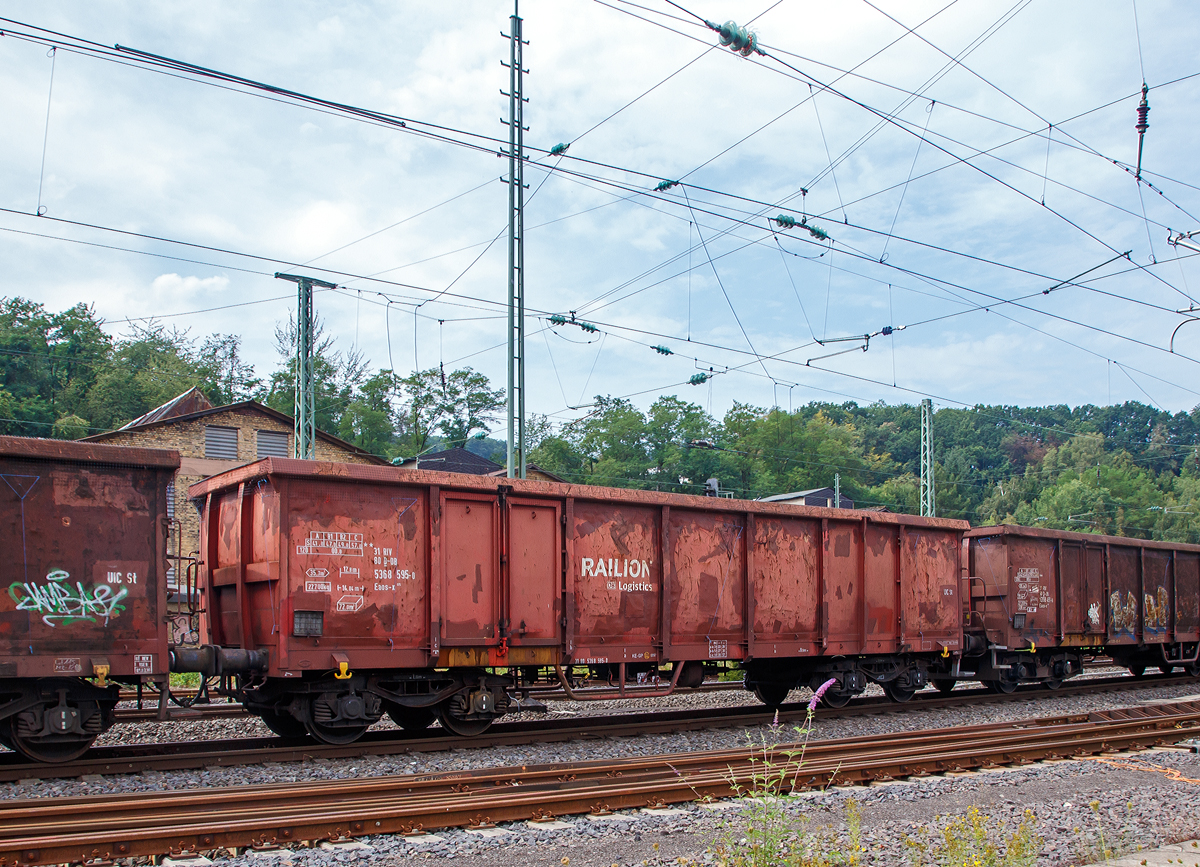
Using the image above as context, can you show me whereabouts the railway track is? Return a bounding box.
[4,671,1197,782]
[105,661,1136,723]
[2,699,1198,867]
[109,679,747,723]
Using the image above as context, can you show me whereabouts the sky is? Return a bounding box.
[2,0,1200,435]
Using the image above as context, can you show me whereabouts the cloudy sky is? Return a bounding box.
[2,1,1200,433]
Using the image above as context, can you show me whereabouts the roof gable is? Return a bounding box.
[118,387,213,430]
[84,389,388,464]
[414,447,503,475]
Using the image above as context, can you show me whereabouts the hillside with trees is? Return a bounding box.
[5,296,1200,541]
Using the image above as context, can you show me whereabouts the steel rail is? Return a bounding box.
[107,660,1136,722]
[1,702,1198,867]
[4,672,1196,782]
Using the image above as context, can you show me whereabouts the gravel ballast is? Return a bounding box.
[3,676,1199,800]
[3,675,1200,866]
[157,748,1200,867]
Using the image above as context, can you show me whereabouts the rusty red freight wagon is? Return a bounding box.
[0,435,179,762]
[964,524,1200,689]
[184,458,969,742]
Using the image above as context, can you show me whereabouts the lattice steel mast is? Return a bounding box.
[503,1,528,478]
[920,398,936,517]
[275,272,337,460]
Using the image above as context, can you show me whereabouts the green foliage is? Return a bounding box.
[903,807,1041,866]
[10,293,1200,544]
[709,709,865,867]
[0,297,505,460]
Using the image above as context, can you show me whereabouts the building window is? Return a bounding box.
[257,429,290,459]
[204,425,239,460]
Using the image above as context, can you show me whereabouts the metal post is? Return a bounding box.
[920,398,935,517]
[504,1,527,479]
[834,472,840,509]
[275,272,337,460]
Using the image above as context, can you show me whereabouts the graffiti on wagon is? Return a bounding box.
[9,569,129,627]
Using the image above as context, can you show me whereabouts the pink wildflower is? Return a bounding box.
[808,677,839,711]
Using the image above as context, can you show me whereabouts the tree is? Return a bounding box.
[265,313,367,435]
[82,323,203,431]
[198,334,262,405]
[395,368,443,458]
[575,396,651,487]
[437,367,504,449]
[338,370,401,458]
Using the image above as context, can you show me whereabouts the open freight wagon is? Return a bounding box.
[965,524,1200,687]
[0,435,179,761]
[184,459,969,742]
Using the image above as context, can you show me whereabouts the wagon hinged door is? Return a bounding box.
[438,492,562,647]
[504,497,562,646]
[439,493,501,645]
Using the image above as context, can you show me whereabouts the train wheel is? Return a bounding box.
[1128,665,1145,678]
[259,711,307,739]
[882,683,916,703]
[3,718,96,763]
[931,679,955,695]
[819,690,852,708]
[1187,662,1200,678]
[986,680,1017,694]
[751,684,791,707]
[1043,679,1063,691]
[301,700,369,746]
[436,707,493,737]
[388,705,436,731]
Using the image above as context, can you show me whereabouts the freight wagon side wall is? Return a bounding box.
[966,526,1200,650]
[0,444,175,680]
[202,477,434,675]
[569,501,963,664]
[192,461,969,678]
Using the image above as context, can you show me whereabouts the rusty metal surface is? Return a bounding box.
[190,458,971,530]
[968,524,1200,649]
[0,435,179,469]
[3,701,1198,867]
[0,440,176,680]
[194,459,971,674]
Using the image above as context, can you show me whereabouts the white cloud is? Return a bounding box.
[0,0,1197,424]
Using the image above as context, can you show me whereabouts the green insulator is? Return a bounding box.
[579,321,598,333]
[655,179,679,192]
[549,314,567,326]
[550,142,569,156]
[653,345,673,356]
[807,224,829,241]
[716,20,757,56]
[689,373,709,386]
[774,214,796,229]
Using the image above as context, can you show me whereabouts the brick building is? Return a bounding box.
[84,388,388,632]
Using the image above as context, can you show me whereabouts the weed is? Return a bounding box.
[708,679,866,866]
[1072,799,1137,864]
[903,808,1041,867]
